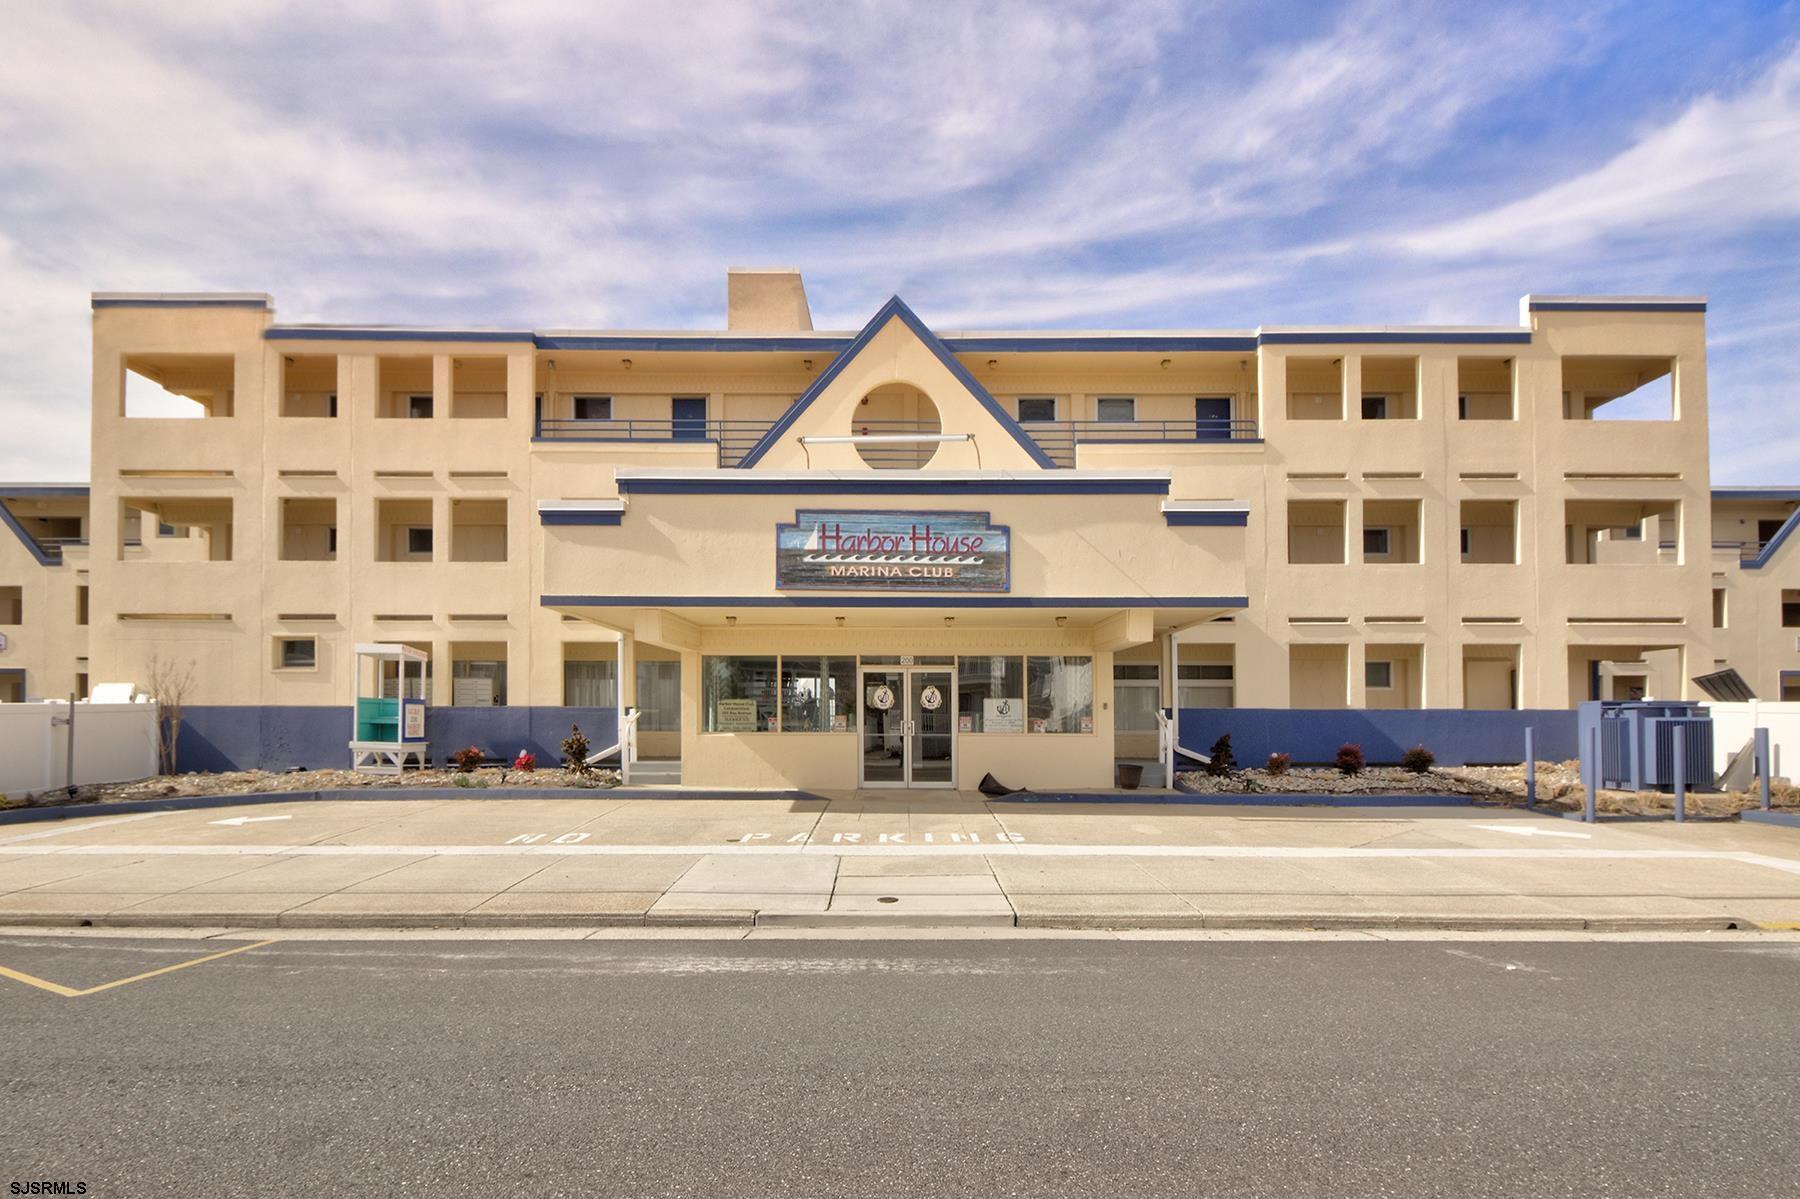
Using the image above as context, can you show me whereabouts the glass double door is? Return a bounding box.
[859,668,955,788]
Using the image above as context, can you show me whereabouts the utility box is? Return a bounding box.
[1577,700,1713,792]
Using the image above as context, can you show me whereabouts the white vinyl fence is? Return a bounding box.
[0,700,161,797]
[1707,700,1800,782]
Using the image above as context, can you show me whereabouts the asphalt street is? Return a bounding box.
[2,935,1797,1197]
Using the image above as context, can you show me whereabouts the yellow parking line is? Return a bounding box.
[1755,920,1800,930]
[0,939,275,998]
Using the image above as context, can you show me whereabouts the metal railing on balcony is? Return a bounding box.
[535,417,775,466]
[1021,418,1259,466]
[534,413,1259,468]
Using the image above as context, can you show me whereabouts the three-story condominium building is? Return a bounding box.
[1,268,1772,788]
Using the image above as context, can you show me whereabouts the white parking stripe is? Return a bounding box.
[0,812,169,846]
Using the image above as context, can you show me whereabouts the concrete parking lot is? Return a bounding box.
[3,794,1799,931]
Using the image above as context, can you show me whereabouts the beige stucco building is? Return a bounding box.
[0,269,1776,788]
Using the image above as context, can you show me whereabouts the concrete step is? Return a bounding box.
[629,759,682,784]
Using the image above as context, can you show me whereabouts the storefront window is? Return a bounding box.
[780,656,856,732]
[957,656,1024,732]
[563,659,616,707]
[702,655,778,732]
[636,660,681,731]
[1027,655,1093,734]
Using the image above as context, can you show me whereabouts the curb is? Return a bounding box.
[0,911,1757,933]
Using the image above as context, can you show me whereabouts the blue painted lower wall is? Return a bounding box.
[175,707,621,773]
[1178,708,1577,766]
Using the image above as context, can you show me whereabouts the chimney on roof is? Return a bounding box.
[727,268,812,331]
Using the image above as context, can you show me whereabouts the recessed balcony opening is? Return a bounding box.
[378,356,434,419]
[123,354,234,418]
[452,357,507,419]
[853,385,941,469]
[376,499,433,562]
[1288,500,1346,564]
[1362,499,1421,564]
[1570,646,1683,705]
[1565,499,1679,564]
[1359,357,1418,420]
[1286,357,1343,421]
[1462,645,1519,709]
[280,355,338,418]
[1290,643,1348,709]
[0,586,21,625]
[1458,357,1514,420]
[1365,644,1423,708]
[450,498,508,562]
[119,497,233,561]
[1562,356,1675,420]
[1460,500,1518,564]
[280,497,337,561]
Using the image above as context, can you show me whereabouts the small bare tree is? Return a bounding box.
[143,655,196,775]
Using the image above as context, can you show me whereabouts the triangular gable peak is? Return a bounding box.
[737,296,1056,471]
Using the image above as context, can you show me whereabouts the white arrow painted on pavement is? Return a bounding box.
[1470,823,1592,840]
[208,814,294,827]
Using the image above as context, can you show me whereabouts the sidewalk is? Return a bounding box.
[2,794,1798,932]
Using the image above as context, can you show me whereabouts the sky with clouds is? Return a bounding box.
[2,0,1798,481]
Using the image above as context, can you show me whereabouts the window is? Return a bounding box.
[1783,672,1800,702]
[1026,655,1093,734]
[1113,662,1161,733]
[1782,590,1800,629]
[1616,524,1643,541]
[407,394,433,420]
[406,527,433,557]
[779,656,856,732]
[636,659,683,731]
[1177,662,1234,709]
[703,655,779,732]
[1458,395,1468,420]
[1095,397,1135,423]
[1713,588,1727,630]
[958,656,1025,732]
[1460,528,1471,556]
[451,657,507,706]
[76,585,88,626]
[1363,528,1391,558]
[0,586,21,624]
[563,658,617,707]
[573,395,612,421]
[1016,397,1056,423]
[1365,660,1393,689]
[277,638,317,669]
[1361,394,1389,420]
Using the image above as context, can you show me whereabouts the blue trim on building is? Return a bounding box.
[0,502,57,566]
[1164,511,1249,527]
[1178,708,1576,768]
[93,297,269,310]
[735,296,1058,470]
[941,335,1260,353]
[534,334,851,352]
[542,594,1248,609]
[1528,301,1707,313]
[265,327,534,343]
[1742,507,1800,570]
[615,475,1170,496]
[1258,330,1531,345]
[539,510,623,526]
[1713,488,1800,501]
[0,485,90,498]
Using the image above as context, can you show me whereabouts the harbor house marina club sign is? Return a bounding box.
[776,510,1011,591]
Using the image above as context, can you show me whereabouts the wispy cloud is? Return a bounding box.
[0,1,1795,482]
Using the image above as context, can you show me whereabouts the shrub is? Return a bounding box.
[452,774,488,789]
[1205,734,1237,776]
[513,750,537,773]
[561,725,592,775]
[450,746,485,773]
[1401,745,1435,774]
[1265,751,1291,776]
[1335,742,1365,775]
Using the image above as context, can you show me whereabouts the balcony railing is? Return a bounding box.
[534,414,1260,468]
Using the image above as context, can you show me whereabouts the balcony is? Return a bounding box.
[535,416,774,466]
[1021,418,1260,467]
